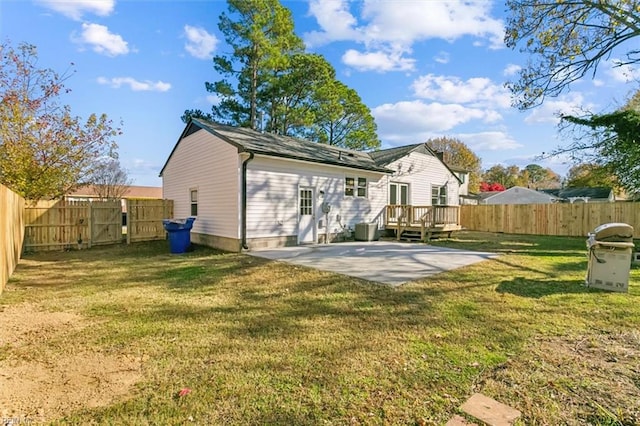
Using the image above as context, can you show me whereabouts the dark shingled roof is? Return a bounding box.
[541,187,613,199]
[368,143,424,166]
[160,119,392,175]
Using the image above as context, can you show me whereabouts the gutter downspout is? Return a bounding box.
[241,152,255,250]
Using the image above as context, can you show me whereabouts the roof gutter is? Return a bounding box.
[241,152,254,250]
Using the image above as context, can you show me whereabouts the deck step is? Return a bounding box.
[400,230,422,242]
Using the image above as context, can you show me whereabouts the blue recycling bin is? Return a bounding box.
[162,217,196,254]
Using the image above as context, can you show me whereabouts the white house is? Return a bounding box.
[369,144,462,207]
[160,119,461,252]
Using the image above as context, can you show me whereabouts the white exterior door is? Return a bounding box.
[389,183,409,220]
[298,187,316,244]
[389,182,409,205]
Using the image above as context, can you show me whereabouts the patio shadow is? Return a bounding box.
[496,276,600,298]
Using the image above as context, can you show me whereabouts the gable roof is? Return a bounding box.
[479,186,559,203]
[369,143,462,184]
[541,187,613,199]
[160,119,392,176]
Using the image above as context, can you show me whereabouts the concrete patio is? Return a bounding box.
[249,241,498,286]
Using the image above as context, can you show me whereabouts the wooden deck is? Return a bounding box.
[385,205,461,241]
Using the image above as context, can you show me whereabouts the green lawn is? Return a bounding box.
[2,232,639,425]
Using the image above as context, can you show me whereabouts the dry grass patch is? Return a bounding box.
[0,234,638,425]
[479,331,640,425]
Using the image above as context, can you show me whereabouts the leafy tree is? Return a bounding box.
[261,53,334,136]
[87,158,133,200]
[519,164,561,189]
[565,163,620,190]
[560,94,640,194]
[505,0,640,109]
[186,1,380,151]
[181,109,213,124]
[426,137,482,192]
[207,0,304,130]
[482,165,520,188]
[305,79,379,150]
[0,42,120,200]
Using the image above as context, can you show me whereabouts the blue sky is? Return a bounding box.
[2,0,638,187]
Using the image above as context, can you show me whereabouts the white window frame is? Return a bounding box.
[431,185,447,206]
[345,176,368,198]
[190,188,198,216]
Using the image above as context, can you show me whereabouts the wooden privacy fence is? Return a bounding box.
[1,184,25,294]
[460,202,640,238]
[127,199,174,243]
[24,198,174,252]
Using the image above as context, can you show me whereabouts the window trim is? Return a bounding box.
[345,176,367,198]
[190,188,198,216]
[431,185,447,206]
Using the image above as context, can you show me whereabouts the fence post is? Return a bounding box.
[126,199,131,245]
[87,202,93,249]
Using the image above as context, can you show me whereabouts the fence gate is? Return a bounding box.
[91,200,123,246]
[23,198,173,252]
[24,200,122,251]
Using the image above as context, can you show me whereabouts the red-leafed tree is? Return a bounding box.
[0,41,121,200]
[479,182,506,192]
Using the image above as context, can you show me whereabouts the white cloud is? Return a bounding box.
[604,59,640,83]
[359,0,504,46]
[183,25,217,60]
[503,64,521,77]
[434,51,450,64]
[97,77,171,92]
[75,23,129,56]
[372,100,499,144]
[206,94,222,105]
[36,0,114,20]
[524,93,590,124]
[304,0,361,47]
[305,0,505,73]
[342,48,414,72]
[411,74,511,109]
[455,132,522,151]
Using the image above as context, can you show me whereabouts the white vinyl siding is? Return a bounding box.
[386,151,460,206]
[162,130,240,238]
[246,156,387,238]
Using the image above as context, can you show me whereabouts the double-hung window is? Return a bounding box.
[356,177,367,197]
[345,177,367,198]
[190,189,198,216]
[431,185,447,206]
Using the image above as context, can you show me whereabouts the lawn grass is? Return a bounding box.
[2,231,639,425]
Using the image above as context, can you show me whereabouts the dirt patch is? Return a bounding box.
[0,302,84,348]
[478,331,640,424]
[0,304,143,423]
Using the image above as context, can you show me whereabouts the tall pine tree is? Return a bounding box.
[184,0,380,151]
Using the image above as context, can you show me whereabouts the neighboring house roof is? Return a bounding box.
[477,191,501,201]
[541,187,613,200]
[478,186,559,204]
[68,185,162,199]
[370,143,462,184]
[160,118,393,176]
